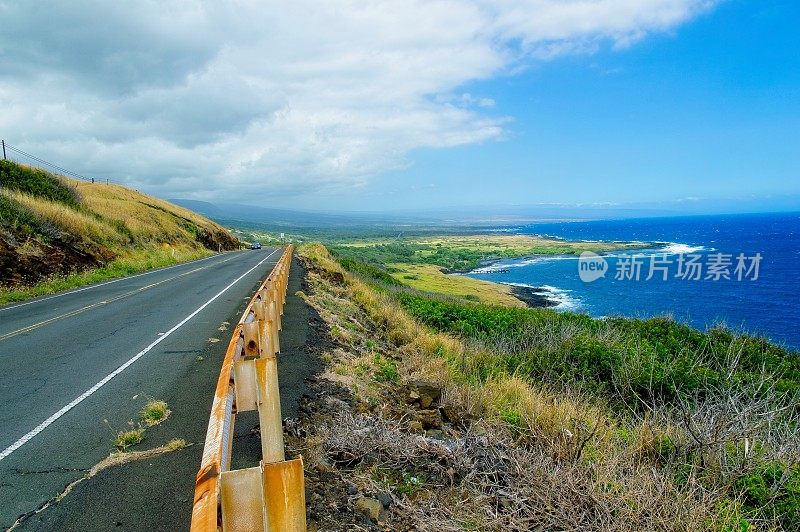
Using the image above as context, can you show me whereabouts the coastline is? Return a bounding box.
[456,256,572,310]
[458,238,685,310]
[507,284,558,308]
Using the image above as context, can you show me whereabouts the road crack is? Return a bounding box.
[9,466,87,475]
[7,439,192,531]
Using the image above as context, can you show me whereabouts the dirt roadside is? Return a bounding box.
[16,257,321,532]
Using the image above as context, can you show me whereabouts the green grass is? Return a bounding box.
[394,292,800,404]
[0,160,79,207]
[0,193,42,236]
[387,263,525,306]
[140,400,171,427]
[0,247,214,306]
[339,257,402,286]
[114,428,145,450]
[331,234,646,272]
[372,353,399,382]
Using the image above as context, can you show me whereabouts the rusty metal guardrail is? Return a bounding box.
[191,245,305,531]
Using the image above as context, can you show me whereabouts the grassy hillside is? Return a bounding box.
[0,160,239,302]
[387,262,526,307]
[296,243,800,530]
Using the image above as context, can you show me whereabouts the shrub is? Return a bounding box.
[0,160,79,207]
[339,257,402,286]
[0,193,41,235]
[735,463,800,529]
[373,353,399,382]
[141,400,170,426]
[393,292,799,410]
[114,428,145,449]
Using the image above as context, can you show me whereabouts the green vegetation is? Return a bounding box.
[395,291,800,405]
[114,428,145,450]
[0,193,42,236]
[373,467,427,496]
[298,242,800,530]
[1,160,79,207]
[109,398,173,452]
[339,257,402,286]
[389,263,525,306]
[140,400,171,427]
[372,352,399,382]
[332,234,646,272]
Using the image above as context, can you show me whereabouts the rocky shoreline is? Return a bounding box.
[507,284,559,308]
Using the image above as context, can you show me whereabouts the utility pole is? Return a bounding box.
[2,140,6,161]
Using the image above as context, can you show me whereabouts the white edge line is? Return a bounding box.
[0,252,237,314]
[0,248,279,462]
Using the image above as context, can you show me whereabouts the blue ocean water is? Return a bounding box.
[466,212,800,351]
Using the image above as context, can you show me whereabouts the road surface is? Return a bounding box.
[0,248,282,528]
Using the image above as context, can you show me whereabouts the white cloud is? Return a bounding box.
[0,0,716,203]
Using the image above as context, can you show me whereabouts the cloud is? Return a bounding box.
[0,1,717,204]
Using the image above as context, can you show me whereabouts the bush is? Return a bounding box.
[339,257,403,286]
[373,353,399,382]
[114,428,145,449]
[0,160,79,207]
[394,292,799,408]
[735,463,800,529]
[0,193,41,235]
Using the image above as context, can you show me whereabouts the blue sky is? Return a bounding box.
[359,0,800,213]
[1,1,797,214]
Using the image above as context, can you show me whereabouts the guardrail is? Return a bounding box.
[191,245,306,531]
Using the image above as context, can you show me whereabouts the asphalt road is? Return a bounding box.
[0,248,282,528]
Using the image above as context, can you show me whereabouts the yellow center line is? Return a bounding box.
[0,254,242,342]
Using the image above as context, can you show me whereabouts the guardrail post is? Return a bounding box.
[281,266,288,310]
[268,299,279,355]
[273,285,282,332]
[263,457,306,531]
[253,299,273,358]
[243,321,262,358]
[220,457,305,532]
[256,356,284,463]
[220,467,266,532]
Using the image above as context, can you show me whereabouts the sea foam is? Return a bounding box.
[658,242,706,254]
[501,282,581,311]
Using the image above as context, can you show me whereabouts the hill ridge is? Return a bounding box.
[0,160,239,291]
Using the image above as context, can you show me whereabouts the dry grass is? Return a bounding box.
[2,167,234,254]
[1,162,239,300]
[318,412,721,531]
[1,188,121,244]
[297,242,798,530]
[75,179,229,244]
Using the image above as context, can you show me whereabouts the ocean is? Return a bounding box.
[465,212,800,351]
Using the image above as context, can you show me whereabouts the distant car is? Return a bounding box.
[250,241,262,249]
